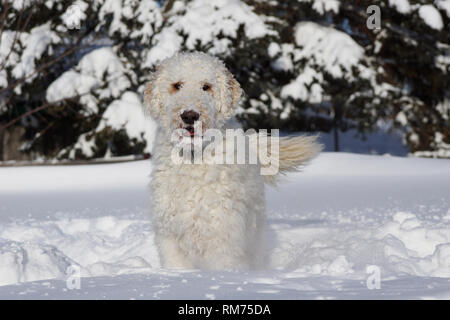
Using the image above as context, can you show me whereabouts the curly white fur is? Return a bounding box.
[144,52,321,270]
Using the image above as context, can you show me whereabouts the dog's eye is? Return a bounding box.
[202,84,211,91]
[172,82,182,91]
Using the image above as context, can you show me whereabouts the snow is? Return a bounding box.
[97,0,163,41]
[436,44,450,73]
[63,91,157,159]
[298,0,340,15]
[436,99,449,121]
[269,43,295,72]
[66,133,96,159]
[61,1,88,30]
[77,47,130,99]
[145,0,275,66]
[6,0,33,10]
[418,5,444,30]
[268,42,280,58]
[144,28,183,67]
[46,47,131,113]
[311,0,340,15]
[0,30,20,89]
[280,21,375,104]
[435,0,450,18]
[409,99,450,158]
[46,71,99,111]
[0,31,20,83]
[95,91,158,153]
[281,66,323,103]
[1,153,450,299]
[12,23,60,81]
[294,22,364,79]
[98,0,132,37]
[389,0,412,14]
[0,70,7,89]
[130,0,163,43]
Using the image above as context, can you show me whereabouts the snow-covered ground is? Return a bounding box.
[0,153,449,299]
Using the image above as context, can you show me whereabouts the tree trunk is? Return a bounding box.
[334,124,339,152]
[0,126,31,161]
[333,102,343,152]
[0,129,4,161]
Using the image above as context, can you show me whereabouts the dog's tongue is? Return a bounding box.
[186,126,195,136]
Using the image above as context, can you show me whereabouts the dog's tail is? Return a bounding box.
[261,135,322,186]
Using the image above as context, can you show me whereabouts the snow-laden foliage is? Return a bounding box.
[278,21,378,106]
[1,0,159,160]
[0,0,448,160]
[144,0,275,66]
[241,0,449,156]
[47,47,131,114]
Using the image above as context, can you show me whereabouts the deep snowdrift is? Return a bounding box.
[0,153,449,299]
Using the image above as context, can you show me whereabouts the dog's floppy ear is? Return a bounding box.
[144,69,163,119]
[217,67,242,120]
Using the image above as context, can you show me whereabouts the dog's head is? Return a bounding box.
[144,52,241,139]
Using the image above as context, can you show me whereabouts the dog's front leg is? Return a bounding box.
[155,233,193,269]
[199,238,250,271]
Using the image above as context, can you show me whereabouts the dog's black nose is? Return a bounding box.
[180,110,199,125]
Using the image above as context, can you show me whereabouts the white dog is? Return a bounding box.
[144,52,321,270]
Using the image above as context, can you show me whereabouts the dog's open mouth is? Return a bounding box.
[177,122,204,139]
[185,126,195,137]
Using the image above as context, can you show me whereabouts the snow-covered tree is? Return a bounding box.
[0,0,448,160]
[0,0,159,160]
[241,0,449,155]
